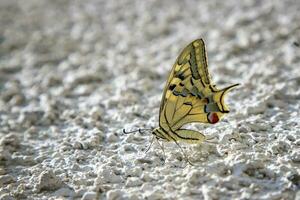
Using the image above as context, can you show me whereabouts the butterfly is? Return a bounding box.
[152,39,239,144]
[124,39,239,163]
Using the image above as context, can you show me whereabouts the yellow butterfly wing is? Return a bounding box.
[158,39,239,143]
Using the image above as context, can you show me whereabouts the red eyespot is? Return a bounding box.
[208,113,219,124]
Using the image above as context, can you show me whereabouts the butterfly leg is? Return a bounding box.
[145,136,155,153]
[156,139,166,164]
[173,139,194,166]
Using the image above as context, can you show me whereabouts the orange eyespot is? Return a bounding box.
[203,98,209,104]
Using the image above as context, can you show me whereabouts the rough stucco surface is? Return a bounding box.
[0,0,300,199]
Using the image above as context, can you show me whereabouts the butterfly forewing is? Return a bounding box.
[159,39,212,114]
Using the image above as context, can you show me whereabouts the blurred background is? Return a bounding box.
[0,0,300,199]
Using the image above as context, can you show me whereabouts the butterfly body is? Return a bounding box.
[154,39,239,144]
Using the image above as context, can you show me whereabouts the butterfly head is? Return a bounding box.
[152,127,169,141]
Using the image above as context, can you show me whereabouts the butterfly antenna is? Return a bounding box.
[122,128,152,134]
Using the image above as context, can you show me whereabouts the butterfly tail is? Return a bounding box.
[216,83,240,113]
